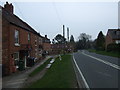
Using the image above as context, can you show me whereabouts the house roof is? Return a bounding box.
[2,5,40,36]
[107,29,120,40]
[42,37,51,43]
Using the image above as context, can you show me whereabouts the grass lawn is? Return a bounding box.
[29,58,52,77]
[28,54,77,88]
[88,49,120,58]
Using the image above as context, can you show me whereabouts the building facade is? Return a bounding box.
[42,35,51,55]
[51,43,74,55]
[105,29,120,49]
[2,2,43,75]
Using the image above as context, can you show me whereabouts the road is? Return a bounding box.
[73,50,119,89]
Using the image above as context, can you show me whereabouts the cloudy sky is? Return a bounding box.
[0,0,118,41]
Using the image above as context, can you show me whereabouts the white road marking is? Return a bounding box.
[82,52,120,70]
[73,55,90,89]
[97,71,112,77]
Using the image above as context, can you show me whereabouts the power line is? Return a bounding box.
[13,2,27,22]
[52,2,63,25]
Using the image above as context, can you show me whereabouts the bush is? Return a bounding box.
[96,47,105,51]
[107,43,120,52]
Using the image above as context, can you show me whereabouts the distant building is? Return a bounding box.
[51,43,74,54]
[105,29,120,49]
[42,35,51,55]
[2,2,43,75]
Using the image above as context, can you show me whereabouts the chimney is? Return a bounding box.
[45,35,47,38]
[4,2,14,14]
[63,25,65,38]
[67,27,69,42]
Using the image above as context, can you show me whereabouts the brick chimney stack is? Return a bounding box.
[4,2,13,14]
[45,35,47,38]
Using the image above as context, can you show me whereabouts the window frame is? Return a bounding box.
[14,30,20,46]
[14,52,19,68]
[28,33,31,43]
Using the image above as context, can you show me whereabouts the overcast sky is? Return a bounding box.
[0,1,118,41]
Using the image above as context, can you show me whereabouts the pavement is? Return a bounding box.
[2,56,53,89]
[73,50,119,89]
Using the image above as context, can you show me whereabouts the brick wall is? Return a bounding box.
[2,17,10,74]
[105,34,114,49]
[0,7,2,64]
[2,21,43,74]
[43,43,51,54]
[2,2,44,75]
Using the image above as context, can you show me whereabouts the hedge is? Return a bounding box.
[107,43,120,52]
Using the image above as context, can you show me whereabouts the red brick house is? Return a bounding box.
[0,6,2,64]
[2,2,43,75]
[42,35,51,55]
[105,29,120,49]
[51,43,74,54]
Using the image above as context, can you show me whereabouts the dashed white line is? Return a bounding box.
[82,52,120,70]
[73,55,90,89]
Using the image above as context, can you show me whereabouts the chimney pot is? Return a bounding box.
[45,35,47,38]
[4,2,14,14]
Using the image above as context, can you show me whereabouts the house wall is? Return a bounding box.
[31,34,42,60]
[43,43,51,54]
[2,17,10,74]
[105,34,114,49]
[0,8,2,64]
[2,2,44,75]
[2,19,43,74]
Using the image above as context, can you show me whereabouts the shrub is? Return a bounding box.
[107,43,120,52]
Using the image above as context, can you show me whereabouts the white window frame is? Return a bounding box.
[14,52,19,68]
[28,33,30,42]
[14,30,20,46]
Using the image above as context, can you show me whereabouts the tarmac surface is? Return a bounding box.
[73,50,119,89]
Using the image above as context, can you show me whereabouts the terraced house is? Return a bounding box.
[2,2,44,75]
[105,29,120,48]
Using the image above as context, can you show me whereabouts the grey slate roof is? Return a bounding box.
[108,29,120,40]
[2,6,41,36]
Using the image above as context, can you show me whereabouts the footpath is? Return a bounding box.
[2,56,52,88]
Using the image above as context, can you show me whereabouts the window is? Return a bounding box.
[14,52,19,68]
[15,30,19,46]
[115,40,120,44]
[28,33,30,42]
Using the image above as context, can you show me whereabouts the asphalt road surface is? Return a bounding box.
[73,50,119,89]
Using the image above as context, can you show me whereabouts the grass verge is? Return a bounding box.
[29,58,52,77]
[88,49,120,58]
[28,54,77,88]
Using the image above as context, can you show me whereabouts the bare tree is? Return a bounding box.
[76,33,92,49]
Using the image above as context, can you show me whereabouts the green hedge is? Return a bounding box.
[107,43,120,52]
